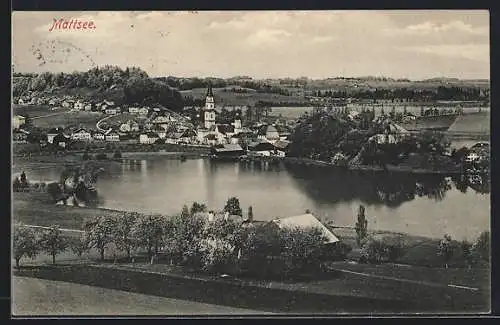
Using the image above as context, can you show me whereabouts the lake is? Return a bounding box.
[23,157,490,241]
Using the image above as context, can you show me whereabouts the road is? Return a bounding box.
[12,276,270,316]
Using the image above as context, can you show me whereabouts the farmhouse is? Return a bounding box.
[92,131,105,141]
[74,100,84,110]
[71,128,92,142]
[248,141,277,157]
[13,129,29,144]
[105,132,120,142]
[128,107,140,114]
[105,107,119,115]
[138,107,149,116]
[52,133,70,149]
[12,115,26,129]
[257,125,280,143]
[139,132,159,144]
[211,144,245,159]
[271,213,339,244]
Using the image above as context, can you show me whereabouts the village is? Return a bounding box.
[12,86,300,158]
[12,85,490,170]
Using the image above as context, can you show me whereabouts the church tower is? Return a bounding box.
[204,85,216,129]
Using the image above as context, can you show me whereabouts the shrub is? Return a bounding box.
[473,231,490,262]
[68,234,89,257]
[437,234,455,268]
[47,182,62,203]
[12,177,21,192]
[360,236,406,264]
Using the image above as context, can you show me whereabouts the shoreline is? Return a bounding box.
[14,152,466,176]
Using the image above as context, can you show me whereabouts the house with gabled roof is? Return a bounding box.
[71,128,92,142]
[271,213,339,245]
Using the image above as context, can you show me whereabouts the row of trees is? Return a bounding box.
[13,199,339,277]
[313,86,485,101]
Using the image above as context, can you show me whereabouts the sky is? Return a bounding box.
[12,10,490,80]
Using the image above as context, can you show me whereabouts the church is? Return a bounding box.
[196,85,243,145]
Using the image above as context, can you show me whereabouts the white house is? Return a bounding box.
[128,107,140,114]
[152,116,170,125]
[71,128,92,142]
[12,115,25,129]
[138,107,149,116]
[62,101,71,108]
[84,103,93,111]
[93,132,105,141]
[48,98,57,106]
[105,132,120,142]
[272,213,339,244]
[105,108,119,115]
[17,98,25,105]
[47,128,60,144]
[74,100,84,110]
[139,132,159,144]
[257,125,280,143]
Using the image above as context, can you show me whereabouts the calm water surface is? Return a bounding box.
[24,157,490,241]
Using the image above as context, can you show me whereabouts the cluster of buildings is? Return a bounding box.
[15,94,153,116]
[13,86,295,156]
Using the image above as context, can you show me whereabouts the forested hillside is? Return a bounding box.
[13,66,185,112]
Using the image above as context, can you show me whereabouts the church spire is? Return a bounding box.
[206,84,214,98]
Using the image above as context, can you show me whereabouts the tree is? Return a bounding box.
[224,197,242,216]
[131,214,165,262]
[437,234,454,268]
[247,206,254,222]
[113,212,139,260]
[181,205,190,218]
[20,171,28,188]
[47,182,63,203]
[68,234,89,257]
[355,205,368,247]
[473,231,490,262]
[190,202,207,215]
[39,225,68,264]
[167,213,207,266]
[13,177,21,192]
[13,224,39,268]
[84,216,116,261]
[278,226,328,275]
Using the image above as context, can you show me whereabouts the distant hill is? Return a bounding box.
[13,66,185,112]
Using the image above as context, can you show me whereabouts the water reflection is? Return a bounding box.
[282,163,489,208]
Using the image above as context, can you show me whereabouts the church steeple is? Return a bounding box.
[206,84,214,98]
[204,84,216,129]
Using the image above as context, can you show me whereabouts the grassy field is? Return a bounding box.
[13,276,267,316]
[181,87,307,106]
[13,104,71,117]
[30,111,104,129]
[448,111,490,134]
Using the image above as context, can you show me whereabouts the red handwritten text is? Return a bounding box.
[49,18,96,32]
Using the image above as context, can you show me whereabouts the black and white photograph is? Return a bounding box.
[11,10,491,316]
